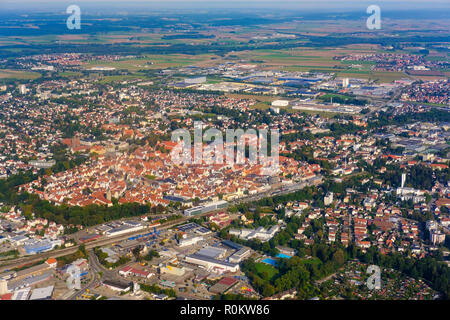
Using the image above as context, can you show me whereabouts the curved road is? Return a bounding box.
[65,249,116,300]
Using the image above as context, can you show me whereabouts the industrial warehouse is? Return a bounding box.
[185,254,240,273]
[0,206,262,301]
[183,200,228,217]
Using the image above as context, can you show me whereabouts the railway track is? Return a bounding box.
[0,176,322,274]
[0,214,197,273]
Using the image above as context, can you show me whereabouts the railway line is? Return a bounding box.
[0,214,199,273]
[0,176,322,274]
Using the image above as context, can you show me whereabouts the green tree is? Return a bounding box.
[332,249,345,266]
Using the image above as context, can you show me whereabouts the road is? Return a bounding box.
[314,265,346,286]
[65,249,115,300]
[65,271,97,300]
[88,249,118,281]
[0,215,194,273]
[0,176,322,274]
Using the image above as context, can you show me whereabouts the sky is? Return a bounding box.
[0,1,448,14]
[2,1,449,7]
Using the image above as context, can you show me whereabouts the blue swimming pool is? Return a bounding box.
[276,253,292,259]
[262,258,277,266]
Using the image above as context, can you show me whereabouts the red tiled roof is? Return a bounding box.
[219,277,238,286]
[1,293,13,300]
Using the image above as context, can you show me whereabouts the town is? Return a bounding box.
[0,2,449,302]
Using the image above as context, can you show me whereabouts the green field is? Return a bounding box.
[86,54,212,72]
[58,71,83,78]
[230,47,421,83]
[255,262,279,280]
[97,74,151,84]
[287,108,339,118]
[0,69,41,80]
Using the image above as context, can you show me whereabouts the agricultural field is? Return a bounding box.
[86,54,216,71]
[0,69,41,80]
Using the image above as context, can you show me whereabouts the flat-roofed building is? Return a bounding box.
[29,285,54,300]
[11,288,31,300]
[178,235,203,247]
[229,225,280,242]
[228,247,252,263]
[196,246,227,259]
[271,100,289,107]
[102,280,131,292]
[209,277,238,294]
[105,224,144,237]
[185,254,239,273]
[15,263,51,281]
[119,266,153,279]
